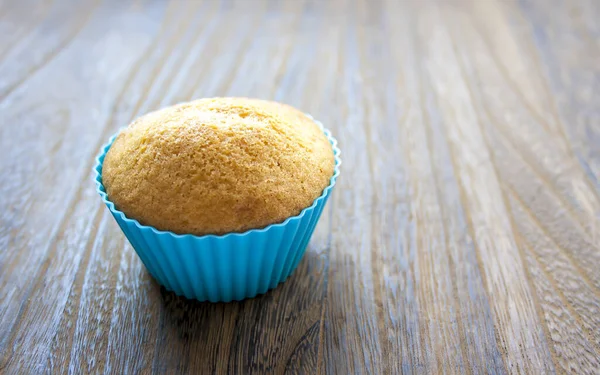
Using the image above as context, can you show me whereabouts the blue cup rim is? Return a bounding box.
[94,115,341,240]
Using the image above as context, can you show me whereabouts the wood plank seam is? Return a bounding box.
[435,2,556,371]
[0,0,102,101]
[514,0,600,201]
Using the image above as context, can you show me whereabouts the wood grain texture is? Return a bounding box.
[1,0,598,374]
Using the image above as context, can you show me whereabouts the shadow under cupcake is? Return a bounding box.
[94,97,341,302]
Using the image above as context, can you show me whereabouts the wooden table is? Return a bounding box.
[1,0,599,373]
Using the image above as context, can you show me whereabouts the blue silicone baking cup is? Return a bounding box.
[94,116,340,302]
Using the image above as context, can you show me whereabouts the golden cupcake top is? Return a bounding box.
[102,97,335,236]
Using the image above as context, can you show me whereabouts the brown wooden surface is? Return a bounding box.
[1,0,599,373]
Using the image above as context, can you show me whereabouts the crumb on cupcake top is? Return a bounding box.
[101,97,335,236]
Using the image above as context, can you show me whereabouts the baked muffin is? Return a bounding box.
[102,97,335,236]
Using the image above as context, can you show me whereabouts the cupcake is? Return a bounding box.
[95,98,340,302]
